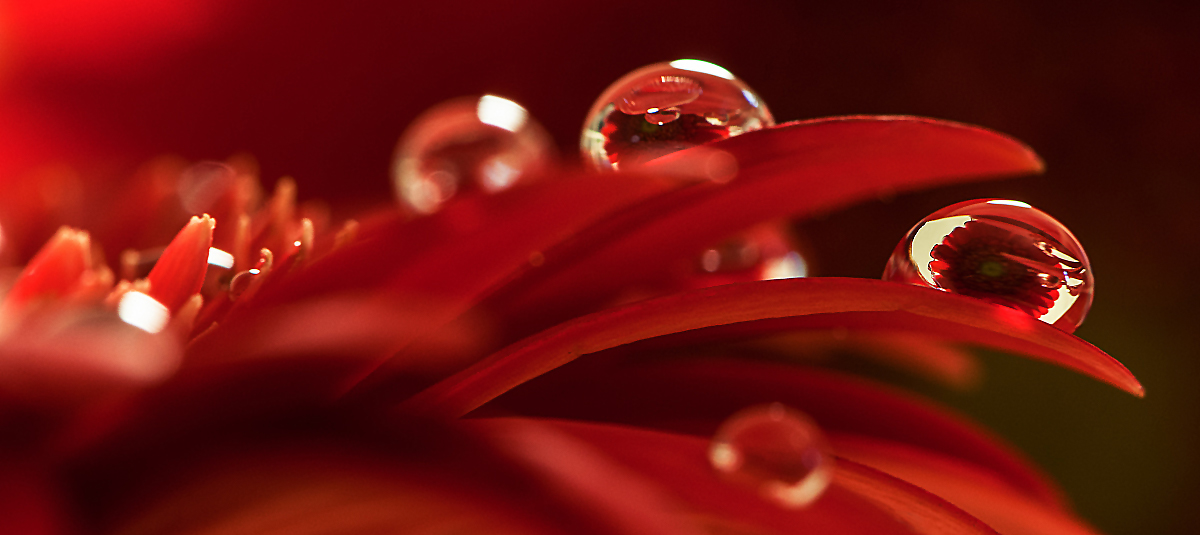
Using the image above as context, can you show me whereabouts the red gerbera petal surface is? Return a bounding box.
[402,277,1140,419]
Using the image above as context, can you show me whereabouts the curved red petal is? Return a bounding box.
[402,278,1140,419]
[474,417,996,535]
[831,435,1105,535]
[473,116,1044,351]
[482,356,1066,509]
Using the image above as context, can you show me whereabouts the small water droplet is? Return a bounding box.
[709,403,834,508]
[644,107,681,125]
[393,95,554,214]
[582,60,774,171]
[883,199,1094,332]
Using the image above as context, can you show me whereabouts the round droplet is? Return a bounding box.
[393,95,554,214]
[686,224,808,289]
[709,403,834,508]
[582,59,774,171]
[883,199,1094,332]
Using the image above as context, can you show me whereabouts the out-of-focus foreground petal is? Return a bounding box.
[473,417,997,535]
[402,277,1141,419]
[481,356,1067,509]
[830,435,1106,535]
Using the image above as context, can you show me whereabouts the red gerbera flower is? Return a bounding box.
[0,4,1152,535]
[929,219,1059,317]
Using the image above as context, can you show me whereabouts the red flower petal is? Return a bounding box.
[237,170,675,378]
[3,226,92,306]
[402,278,1140,419]
[474,418,998,535]
[831,435,1107,535]
[474,116,1045,349]
[481,356,1066,509]
[146,214,213,313]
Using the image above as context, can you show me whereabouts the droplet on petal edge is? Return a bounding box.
[709,403,835,508]
[581,59,774,171]
[884,199,1094,333]
[392,95,554,215]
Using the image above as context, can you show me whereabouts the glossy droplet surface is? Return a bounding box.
[582,59,773,171]
[393,95,553,214]
[884,199,1094,332]
[686,224,808,289]
[709,403,834,508]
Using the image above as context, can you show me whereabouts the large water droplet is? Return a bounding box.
[709,403,834,508]
[883,199,1094,332]
[582,60,773,171]
[393,95,553,214]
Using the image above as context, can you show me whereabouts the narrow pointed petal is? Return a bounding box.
[473,418,997,535]
[402,278,1140,420]
[146,215,214,313]
[832,435,1105,535]
[484,357,1067,509]
[4,227,92,306]
[476,116,1045,349]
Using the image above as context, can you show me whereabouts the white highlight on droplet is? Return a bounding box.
[480,159,520,192]
[118,291,170,333]
[476,95,528,132]
[669,59,735,80]
[763,251,808,280]
[987,199,1032,208]
[910,215,973,286]
[207,247,235,269]
[742,89,760,108]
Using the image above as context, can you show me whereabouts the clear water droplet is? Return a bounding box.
[883,199,1094,332]
[709,403,834,508]
[582,60,774,171]
[684,224,808,288]
[643,107,681,125]
[393,95,554,214]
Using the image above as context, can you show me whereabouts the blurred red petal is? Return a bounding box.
[482,356,1066,509]
[832,435,1104,535]
[403,278,1140,420]
[3,226,92,306]
[243,170,674,379]
[474,116,1044,348]
[475,418,710,535]
[475,418,995,535]
[0,462,71,535]
[146,214,213,313]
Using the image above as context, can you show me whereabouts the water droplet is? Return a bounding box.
[883,199,1094,332]
[393,95,554,214]
[709,403,834,508]
[582,60,774,171]
[684,224,808,288]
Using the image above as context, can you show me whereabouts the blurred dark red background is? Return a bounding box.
[1,1,1196,533]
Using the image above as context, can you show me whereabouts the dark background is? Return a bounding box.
[1,1,1196,533]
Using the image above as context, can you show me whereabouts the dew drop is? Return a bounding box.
[683,224,808,289]
[393,95,554,215]
[582,60,773,171]
[883,199,1094,332]
[709,403,834,508]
